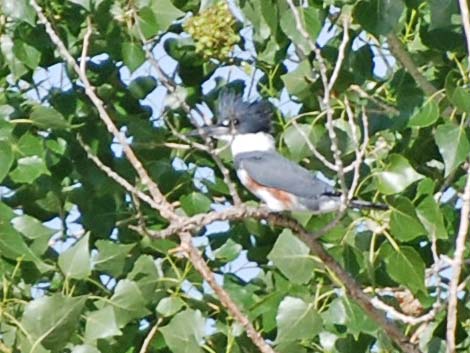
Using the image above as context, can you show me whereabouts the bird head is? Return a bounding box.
[193,92,273,139]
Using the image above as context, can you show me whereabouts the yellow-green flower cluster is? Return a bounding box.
[184,2,240,61]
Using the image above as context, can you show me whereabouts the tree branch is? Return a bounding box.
[458,0,470,77]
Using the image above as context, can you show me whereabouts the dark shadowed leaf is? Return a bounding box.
[0,141,13,182]
[353,0,405,36]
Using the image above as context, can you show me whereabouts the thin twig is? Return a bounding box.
[139,318,163,353]
[79,17,93,75]
[446,167,470,353]
[328,16,350,91]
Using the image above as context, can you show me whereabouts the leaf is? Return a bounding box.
[30,105,72,130]
[156,297,185,317]
[280,7,321,53]
[179,192,212,216]
[375,154,423,194]
[10,156,50,184]
[71,345,101,353]
[450,86,470,113]
[150,0,184,32]
[84,306,122,341]
[121,42,145,72]
[435,123,470,176]
[92,240,135,277]
[416,196,448,240]
[381,244,426,296]
[11,214,56,240]
[0,141,13,182]
[160,309,206,353]
[213,238,242,262]
[283,124,325,161]
[58,233,91,279]
[20,294,86,351]
[68,0,91,10]
[128,76,157,99]
[389,197,427,242]
[0,34,27,79]
[0,220,52,272]
[353,0,405,36]
[275,296,322,343]
[267,229,315,284]
[110,279,151,327]
[13,40,41,69]
[407,100,440,127]
[281,60,313,100]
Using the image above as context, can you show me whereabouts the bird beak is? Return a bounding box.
[188,124,231,138]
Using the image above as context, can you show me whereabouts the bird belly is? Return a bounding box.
[236,169,299,211]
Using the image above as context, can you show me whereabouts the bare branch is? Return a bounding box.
[179,232,276,353]
[30,0,178,221]
[386,33,442,98]
[328,16,350,91]
[446,166,470,353]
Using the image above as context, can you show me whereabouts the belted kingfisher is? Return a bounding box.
[195,92,386,213]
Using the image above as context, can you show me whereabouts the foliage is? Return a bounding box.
[0,0,469,353]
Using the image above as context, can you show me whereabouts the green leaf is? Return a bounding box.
[160,309,206,353]
[156,297,185,317]
[389,197,427,241]
[280,7,321,53]
[30,105,72,130]
[150,0,184,32]
[11,214,56,240]
[110,279,151,327]
[93,240,135,277]
[58,233,91,279]
[213,238,242,262]
[0,221,52,272]
[435,123,470,176]
[407,100,440,127]
[71,345,101,353]
[268,229,315,284]
[283,124,325,161]
[450,86,470,113]
[375,154,423,194]
[281,60,313,100]
[0,141,13,182]
[68,0,91,10]
[381,244,426,295]
[10,156,50,183]
[429,0,458,29]
[121,42,145,72]
[275,296,322,343]
[127,255,160,298]
[353,0,405,36]
[180,192,212,216]
[0,34,27,78]
[84,306,122,342]
[416,196,448,240]
[20,294,86,351]
[13,40,41,69]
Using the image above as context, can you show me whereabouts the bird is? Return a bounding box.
[194,91,387,213]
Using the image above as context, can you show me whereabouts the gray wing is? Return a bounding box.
[234,151,335,198]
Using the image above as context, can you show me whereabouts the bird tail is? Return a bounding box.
[350,199,388,211]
